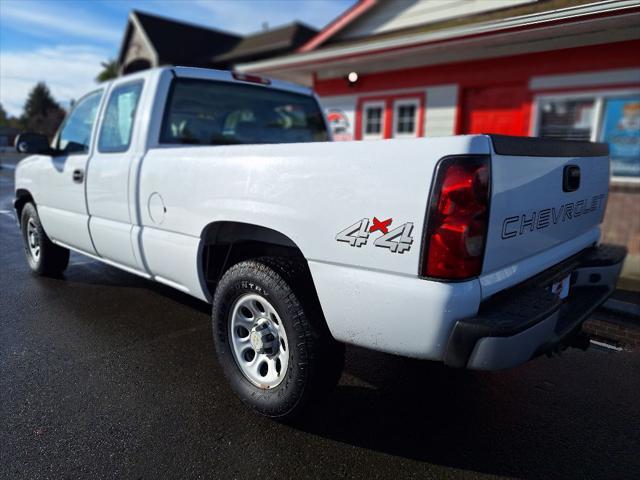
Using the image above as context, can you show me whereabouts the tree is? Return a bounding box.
[0,103,7,125]
[0,103,22,130]
[23,82,60,119]
[21,82,65,138]
[96,59,118,83]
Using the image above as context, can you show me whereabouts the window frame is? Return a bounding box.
[97,79,144,154]
[54,88,104,156]
[531,87,640,183]
[392,98,420,138]
[362,101,386,140]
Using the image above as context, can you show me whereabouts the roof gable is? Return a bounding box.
[298,0,376,52]
[119,19,156,69]
[117,11,318,70]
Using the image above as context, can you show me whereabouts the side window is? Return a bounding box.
[57,90,102,154]
[98,81,143,153]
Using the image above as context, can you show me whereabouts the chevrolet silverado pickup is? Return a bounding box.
[14,67,626,419]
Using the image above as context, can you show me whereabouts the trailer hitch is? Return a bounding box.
[543,328,591,358]
[565,330,591,351]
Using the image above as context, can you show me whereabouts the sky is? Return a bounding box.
[0,0,355,116]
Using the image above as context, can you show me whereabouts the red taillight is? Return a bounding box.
[421,156,490,279]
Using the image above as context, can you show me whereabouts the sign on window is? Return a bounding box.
[600,97,640,178]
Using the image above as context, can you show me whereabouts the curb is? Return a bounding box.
[602,298,640,318]
[588,290,640,347]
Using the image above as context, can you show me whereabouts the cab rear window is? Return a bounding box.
[160,79,329,145]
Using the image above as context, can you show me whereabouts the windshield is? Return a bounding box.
[160,79,329,146]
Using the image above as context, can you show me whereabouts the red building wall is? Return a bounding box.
[314,39,640,137]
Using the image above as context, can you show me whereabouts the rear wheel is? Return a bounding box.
[20,202,69,276]
[212,257,344,420]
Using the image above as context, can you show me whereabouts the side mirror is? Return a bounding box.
[15,133,51,154]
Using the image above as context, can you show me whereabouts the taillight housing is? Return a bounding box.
[421,155,490,280]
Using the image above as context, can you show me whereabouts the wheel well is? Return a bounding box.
[14,189,34,219]
[200,221,304,293]
[200,221,332,339]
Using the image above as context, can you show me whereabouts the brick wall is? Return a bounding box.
[584,315,640,348]
[601,183,640,256]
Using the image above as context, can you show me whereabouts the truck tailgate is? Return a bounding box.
[481,135,610,297]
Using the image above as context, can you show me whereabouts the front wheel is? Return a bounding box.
[212,258,344,420]
[20,202,69,276]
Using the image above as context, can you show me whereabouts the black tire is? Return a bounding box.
[20,202,69,276]
[212,257,344,420]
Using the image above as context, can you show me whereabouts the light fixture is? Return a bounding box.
[347,71,359,84]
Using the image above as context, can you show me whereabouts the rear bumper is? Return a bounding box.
[444,244,627,370]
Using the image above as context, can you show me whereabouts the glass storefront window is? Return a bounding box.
[536,92,640,179]
[538,99,595,141]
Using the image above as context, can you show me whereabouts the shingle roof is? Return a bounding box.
[214,23,317,63]
[121,11,317,69]
[132,10,241,66]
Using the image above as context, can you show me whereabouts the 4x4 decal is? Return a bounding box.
[336,218,370,248]
[336,217,414,254]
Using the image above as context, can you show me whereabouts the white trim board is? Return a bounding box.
[530,68,640,90]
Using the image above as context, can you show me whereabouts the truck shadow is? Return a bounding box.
[61,253,211,315]
[293,346,637,479]
[28,253,638,478]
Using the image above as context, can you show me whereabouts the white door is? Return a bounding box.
[86,80,146,272]
[36,89,104,253]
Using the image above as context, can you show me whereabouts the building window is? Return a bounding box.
[362,101,385,139]
[357,93,424,140]
[534,91,640,179]
[396,105,416,133]
[393,99,419,137]
[365,108,382,134]
[537,99,595,141]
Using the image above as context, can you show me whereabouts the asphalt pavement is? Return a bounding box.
[1,155,639,479]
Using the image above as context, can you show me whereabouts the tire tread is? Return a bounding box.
[212,257,343,419]
[20,203,69,276]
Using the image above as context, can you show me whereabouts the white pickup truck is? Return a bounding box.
[14,67,626,419]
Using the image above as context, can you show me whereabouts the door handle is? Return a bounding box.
[72,169,84,183]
